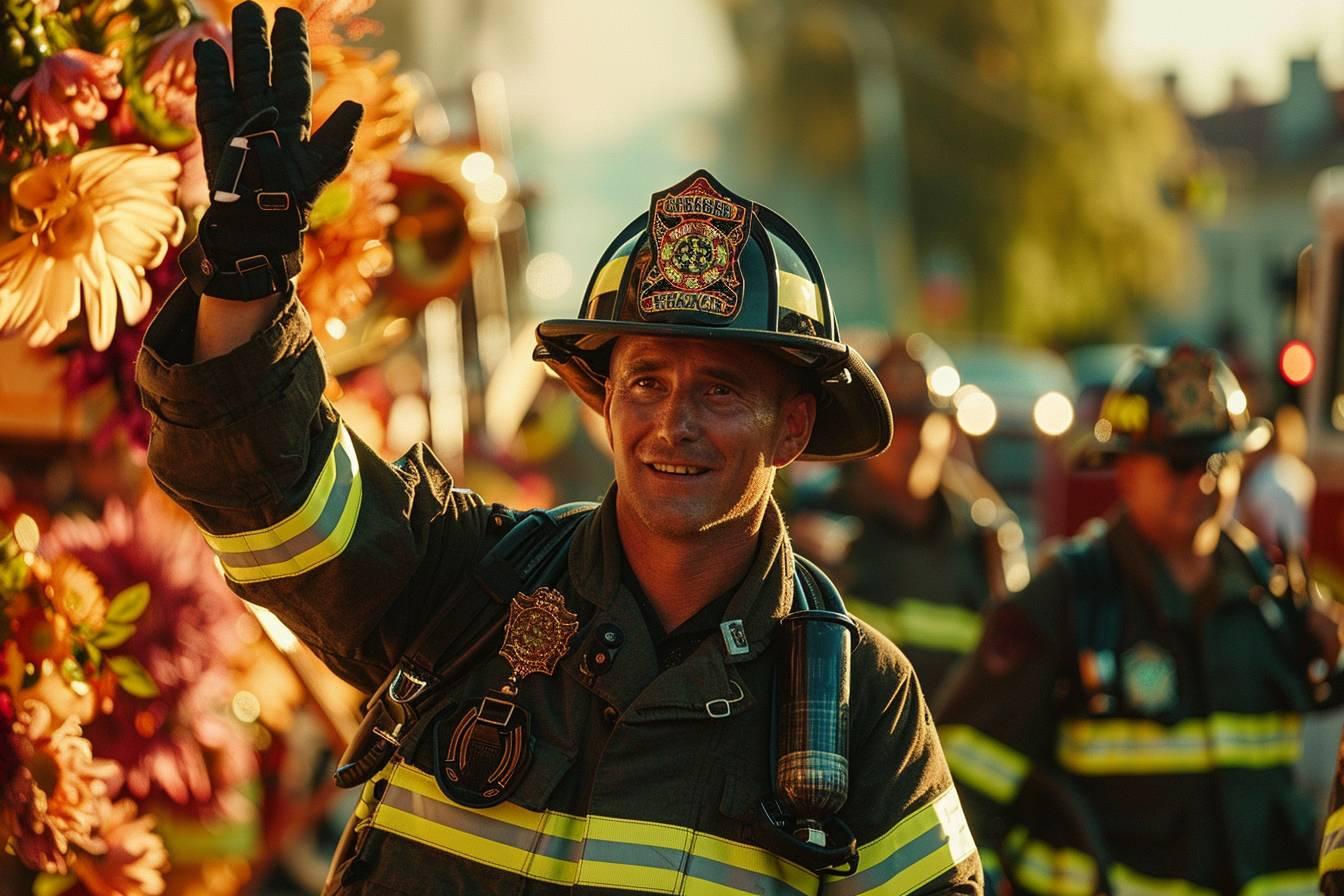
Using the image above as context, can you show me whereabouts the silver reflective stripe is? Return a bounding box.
[211,439,357,569]
[378,780,816,895]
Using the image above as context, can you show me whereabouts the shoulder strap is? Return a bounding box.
[792,553,849,615]
[333,502,596,788]
[1055,529,1123,713]
[399,501,597,691]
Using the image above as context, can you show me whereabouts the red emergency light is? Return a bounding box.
[1278,339,1315,386]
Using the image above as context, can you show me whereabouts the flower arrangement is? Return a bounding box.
[0,509,168,894]
[0,0,416,447]
[1,493,276,895]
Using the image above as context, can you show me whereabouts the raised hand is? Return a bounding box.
[182,1,363,301]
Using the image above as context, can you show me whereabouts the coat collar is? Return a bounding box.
[560,485,793,718]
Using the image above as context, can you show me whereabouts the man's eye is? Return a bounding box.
[708,384,733,397]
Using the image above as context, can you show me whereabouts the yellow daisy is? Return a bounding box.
[0,145,185,351]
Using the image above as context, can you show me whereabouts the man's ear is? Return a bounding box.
[602,379,615,448]
[773,391,816,467]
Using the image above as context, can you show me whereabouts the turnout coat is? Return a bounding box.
[136,288,982,896]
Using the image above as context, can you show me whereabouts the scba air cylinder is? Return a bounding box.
[774,608,857,844]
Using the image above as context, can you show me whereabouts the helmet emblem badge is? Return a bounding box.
[641,172,751,321]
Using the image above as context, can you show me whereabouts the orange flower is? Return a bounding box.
[3,699,121,874]
[299,161,396,334]
[48,555,106,629]
[11,49,123,147]
[73,798,168,896]
[143,21,231,126]
[312,46,417,161]
[0,145,184,350]
[196,0,380,45]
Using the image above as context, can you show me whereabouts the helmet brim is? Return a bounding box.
[1078,416,1274,466]
[535,318,893,462]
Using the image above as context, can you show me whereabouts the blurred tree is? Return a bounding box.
[726,0,1195,344]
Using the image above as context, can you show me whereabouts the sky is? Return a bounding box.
[1103,0,1344,112]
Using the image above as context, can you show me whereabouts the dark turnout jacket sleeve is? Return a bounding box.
[821,617,981,895]
[136,287,492,693]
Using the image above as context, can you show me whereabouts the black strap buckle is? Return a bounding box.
[476,695,516,727]
[372,722,403,746]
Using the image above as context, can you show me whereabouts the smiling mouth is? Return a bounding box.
[648,462,710,476]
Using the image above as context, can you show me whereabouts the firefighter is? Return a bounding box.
[937,342,1344,896]
[788,335,1026,697]
[135,4,982,893]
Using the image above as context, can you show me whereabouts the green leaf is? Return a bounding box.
[83,642,102,669]
[108,655,159,698]
[123,86,195,149]
[309,181,354,230]
[60,656,84,684]
[32,872,77,896]
[106,582,150,624]
[92,621,135,649]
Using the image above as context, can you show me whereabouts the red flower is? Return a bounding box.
[42,498,259,821]
[11,50,124,147]
[142,21,231,127]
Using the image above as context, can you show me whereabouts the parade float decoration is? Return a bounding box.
[0,0,417,451]
[0,3,420,892]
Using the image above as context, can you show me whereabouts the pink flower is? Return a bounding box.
[2,699,121,875]
[142,22,231,126]
[73,798,168,896]
[12,50,124,147]
[42,498,260,822]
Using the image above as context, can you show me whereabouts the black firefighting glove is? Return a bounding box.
[180,1,363,301]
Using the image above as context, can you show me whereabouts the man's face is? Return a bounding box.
[863,413,952,500]
[1116,452,1239,555]
[603,336,815,540]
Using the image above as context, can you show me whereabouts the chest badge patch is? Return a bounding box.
[1121,641,1178,715]
[434,587,577,808]
[499,586,580,690]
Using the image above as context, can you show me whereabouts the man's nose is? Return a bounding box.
[655,388,703,441]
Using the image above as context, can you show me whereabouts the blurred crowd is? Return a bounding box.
[782,331,1343,896]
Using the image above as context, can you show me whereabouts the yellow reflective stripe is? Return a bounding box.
[778,270,823,324]
[1057,713,1302,776]
[1002,827,1097,896]
[1323,806,1344,874]
[202,424,363,584]
[848,597,983,655]
[1110,862,1216,896]
[588,255,629,303]
[1327,806,1344,837]
[372,762,819,895]
[199,422,352,552]
[1238,869,1318,896]
[940,724,1029,804]
[822,788,975,896]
